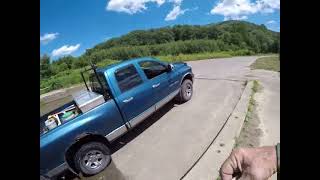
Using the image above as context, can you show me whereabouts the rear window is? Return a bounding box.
[115,65,143,93]
[89,73,111,99]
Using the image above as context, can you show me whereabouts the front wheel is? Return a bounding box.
[74,142,111,176]
[176,79,193,103]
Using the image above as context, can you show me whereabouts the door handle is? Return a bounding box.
[123,97,133,103]
[152,83,160,88]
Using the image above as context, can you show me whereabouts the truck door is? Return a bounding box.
[112,64,156,127]
[137,60,171,109]
[166,64,181,94]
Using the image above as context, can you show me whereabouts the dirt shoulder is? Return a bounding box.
[234,80,263,148]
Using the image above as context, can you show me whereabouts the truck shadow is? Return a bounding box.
[109,101,176,153]
[66,161,126,180]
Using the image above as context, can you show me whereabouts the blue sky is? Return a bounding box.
[40,0,280,59]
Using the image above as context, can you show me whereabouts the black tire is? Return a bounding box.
[177,79,193,103]
[74,142,111,176]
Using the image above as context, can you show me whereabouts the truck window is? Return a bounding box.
[115,65,143,93]
[139,61,167,79]
[89,73,112,99]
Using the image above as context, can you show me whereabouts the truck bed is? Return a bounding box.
[40,101,80,135]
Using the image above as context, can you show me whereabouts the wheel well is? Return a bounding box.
[65,134,110,174]
[182,73,193,84]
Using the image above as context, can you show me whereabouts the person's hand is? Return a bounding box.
[220,146,277,180]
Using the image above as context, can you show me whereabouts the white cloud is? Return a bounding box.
[51,44,80,57]
[265,20,279,31]
[165,5,187,21]
[40,33,59,44]
[104,36,112,41]
[234,15,248,20]
[168,0,182,4]
[165,0,191,21]
[210,0,280,20]
[106,0,165,14]
[266,25,280,32]
[261,0,280,9]
[266,20,276,24]
[106,0,192,21]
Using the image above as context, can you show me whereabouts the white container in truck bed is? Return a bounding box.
[72,90,105,113]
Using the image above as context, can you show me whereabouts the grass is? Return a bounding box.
[252,80,259,94]
[251,55,280,72]
[246,80,260,126]
[234,80,260,149]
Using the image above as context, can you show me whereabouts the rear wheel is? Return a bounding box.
[74,142,111,176]
[176,79,193,103]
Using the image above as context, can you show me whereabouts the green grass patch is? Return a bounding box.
[252,80,259,93]
[234,80,260,149]
[251,55,280,72]
[247,80,259,122]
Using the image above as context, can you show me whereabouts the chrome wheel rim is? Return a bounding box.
[185,83,192,97]
[82,150,105,170]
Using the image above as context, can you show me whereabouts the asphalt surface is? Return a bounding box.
[69,56,259,180]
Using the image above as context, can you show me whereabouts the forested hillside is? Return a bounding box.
[40,20,279,94]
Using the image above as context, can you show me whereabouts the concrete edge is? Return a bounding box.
[234,81,254,138]
[182,81,254,180]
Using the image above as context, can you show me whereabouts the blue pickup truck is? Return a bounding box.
[40,57,194,179]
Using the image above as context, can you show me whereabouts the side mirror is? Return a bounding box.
[167,64,173,72]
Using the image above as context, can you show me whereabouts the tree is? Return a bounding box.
[40,54,52,79]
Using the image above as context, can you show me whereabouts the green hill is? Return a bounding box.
[40,20,279,94]
[82,20,279,61]
[93,20,278,50]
